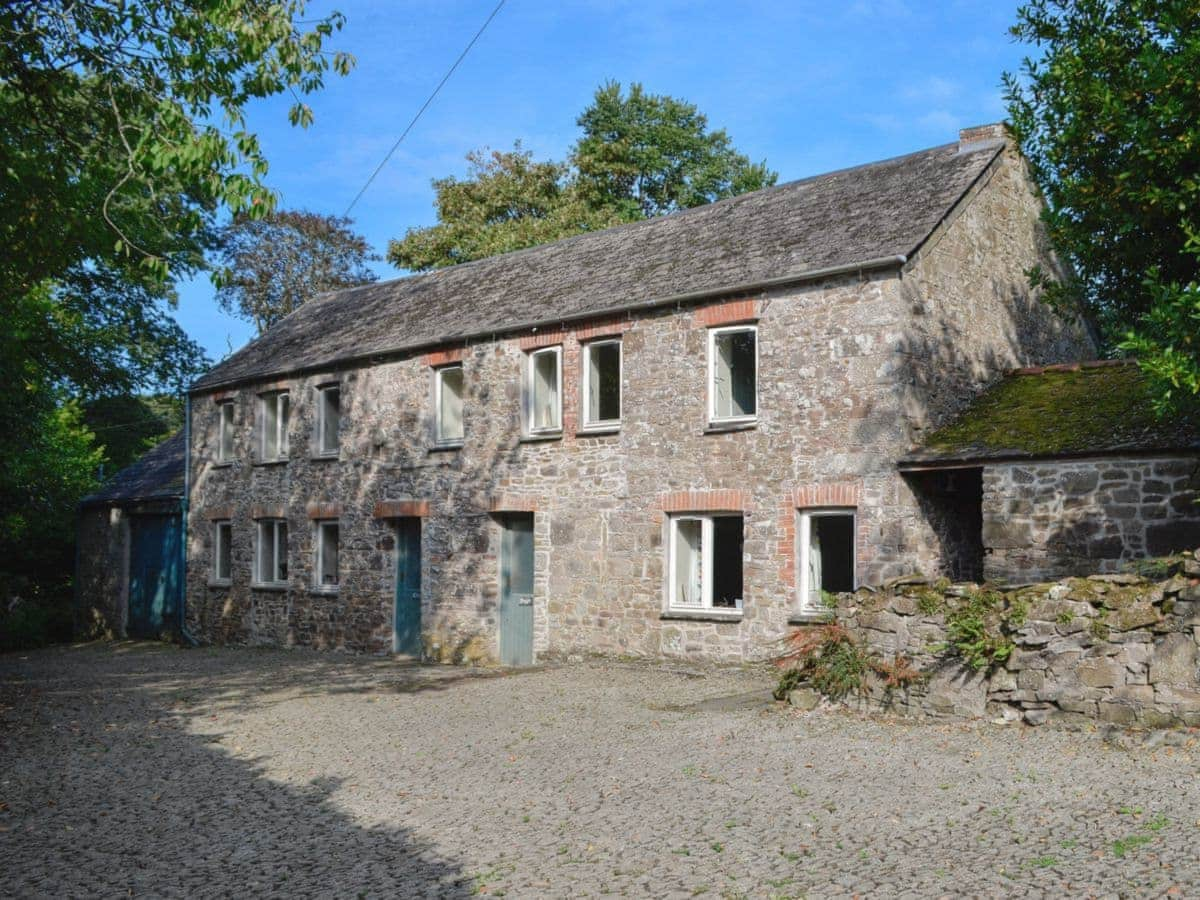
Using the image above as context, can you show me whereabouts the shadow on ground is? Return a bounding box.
[0,642,472,897]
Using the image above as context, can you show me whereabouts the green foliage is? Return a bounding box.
[215,210,379,333]
[943,589,1018,671]
[388,82,777,271]
[774,624,923,701]
[1004,0,1200,419]
[0,595,74,652]
[83,394,182,475]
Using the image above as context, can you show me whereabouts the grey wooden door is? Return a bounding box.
[498,514,534,666]
[394,518,422,655]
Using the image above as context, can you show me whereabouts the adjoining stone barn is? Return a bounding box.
[77,431,186,640]
[900,360,1200,584]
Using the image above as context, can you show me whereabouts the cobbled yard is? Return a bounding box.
[2,643,1199,898]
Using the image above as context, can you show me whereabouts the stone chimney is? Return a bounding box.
[958,122,1010,151]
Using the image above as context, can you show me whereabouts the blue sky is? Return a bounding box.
[176,0,1029,361]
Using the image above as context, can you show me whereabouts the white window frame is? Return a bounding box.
[258,391,290,461]
[796,508,857,613]
[523,345,563,436]
[580,338,622,430]
[315,384,340,457]
[434,364,465,446]
[254,519,288,586]
[217,401,235,463]
[212,520,232,584]
[666,513,744,613]
[706,324,759,426]
[314,519,340,590]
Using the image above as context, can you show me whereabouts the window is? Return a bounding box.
[582,339,621,429]
[524,346,562,434]
[316,385,340,456]
[259,391,290,461]
[435,365,465,445]
[213,521,232,583]
[708,326,757,424]
[255,519,288,585]
[667,514,744,611]
[217,401,235,462]
[315,520,339,589]
[797,511,856,613]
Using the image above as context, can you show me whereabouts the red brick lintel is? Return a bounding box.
[659,489,749,513]
[423,347,465,367]
[306,502,342,520]
[205,506,234,521]
[791,482,861,509]
[374,499,431,519]
[251,503,287,520]
[693,298,760,329]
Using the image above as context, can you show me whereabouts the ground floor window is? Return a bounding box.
[668,514,744,610]
[315,520,339,589]
[797,510,855,612]
[255,519,288,586]
[213,520,232,583]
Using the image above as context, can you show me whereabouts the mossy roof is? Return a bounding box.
[902,362,1200,465]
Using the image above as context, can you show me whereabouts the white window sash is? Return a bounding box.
[218,403,234,462]
[796,510,856,612]
[669,515,725,611]
[256,520,287,585]
[435,366,465,444]
[525,347,562,434]
[213,522,231,581]
[582,339,622,428]
[317,386,340,455]
[260,392,290,461]
[316,521,339,588]
[707,326,758,424]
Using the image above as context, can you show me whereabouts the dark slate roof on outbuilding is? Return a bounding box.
[80,430,185,506]
[192,134,1007,391]
[900,361,1200,466]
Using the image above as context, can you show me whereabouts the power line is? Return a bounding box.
[342,0,508,217]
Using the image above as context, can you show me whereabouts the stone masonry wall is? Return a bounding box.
[983,455,1200,583]
[822,555,1200,727]
[76,505,127,639]
[184,148,1092,663]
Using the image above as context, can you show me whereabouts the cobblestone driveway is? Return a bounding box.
[2,643,1199,898]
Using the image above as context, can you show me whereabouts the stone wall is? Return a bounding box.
[820,556,1200,726]
[983,455,1200,583]
[183,146,1093,662]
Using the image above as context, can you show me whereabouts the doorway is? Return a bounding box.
[498,513,534,666]
[393,517,422,655]
[127,514,181,638]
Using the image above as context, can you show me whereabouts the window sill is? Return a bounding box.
[309,586,340,596]
[311,452,340,462]
[250,582,289,592]
[252,458,289,467]
[211,460,235,469]
[577,424,620,437]
[660,608,744,623]
[207,580,232,589]
[704,420,757,435]
[519,431,563,444]
[788,610,835,625]
[429,441,464,453]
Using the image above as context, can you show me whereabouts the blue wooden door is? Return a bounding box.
[499,514,534,666]
[393,518,422,655]
[128,514,180,638]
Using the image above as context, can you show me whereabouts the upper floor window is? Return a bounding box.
[255,519,288,586]
[217,401,235,462]
[524,346,562,435]
[315,520,340,589]
[796,510,856,613]
[259,391,290,461]
[582,339,621,430]
[708,325,757,425]
[667,514,744,612]
[434,365,465,445]
[316,384,340,456]
[212,520,232,584]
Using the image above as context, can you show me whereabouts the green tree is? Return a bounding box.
[216,210,380,333]
[0,1,353,633]
[574,81,777,219]
[1004,0,1200,416]
[389,145,625,272]
[388,84,776,271]
[83,394,184,475]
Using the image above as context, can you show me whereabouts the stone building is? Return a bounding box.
[180,123,1100,662]
[901,360,1200,583]
[77,431,186,639]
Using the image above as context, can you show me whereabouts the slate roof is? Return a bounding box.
[193,134,1007,392]
[900,361,1200,466]
[81,430,185,506]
